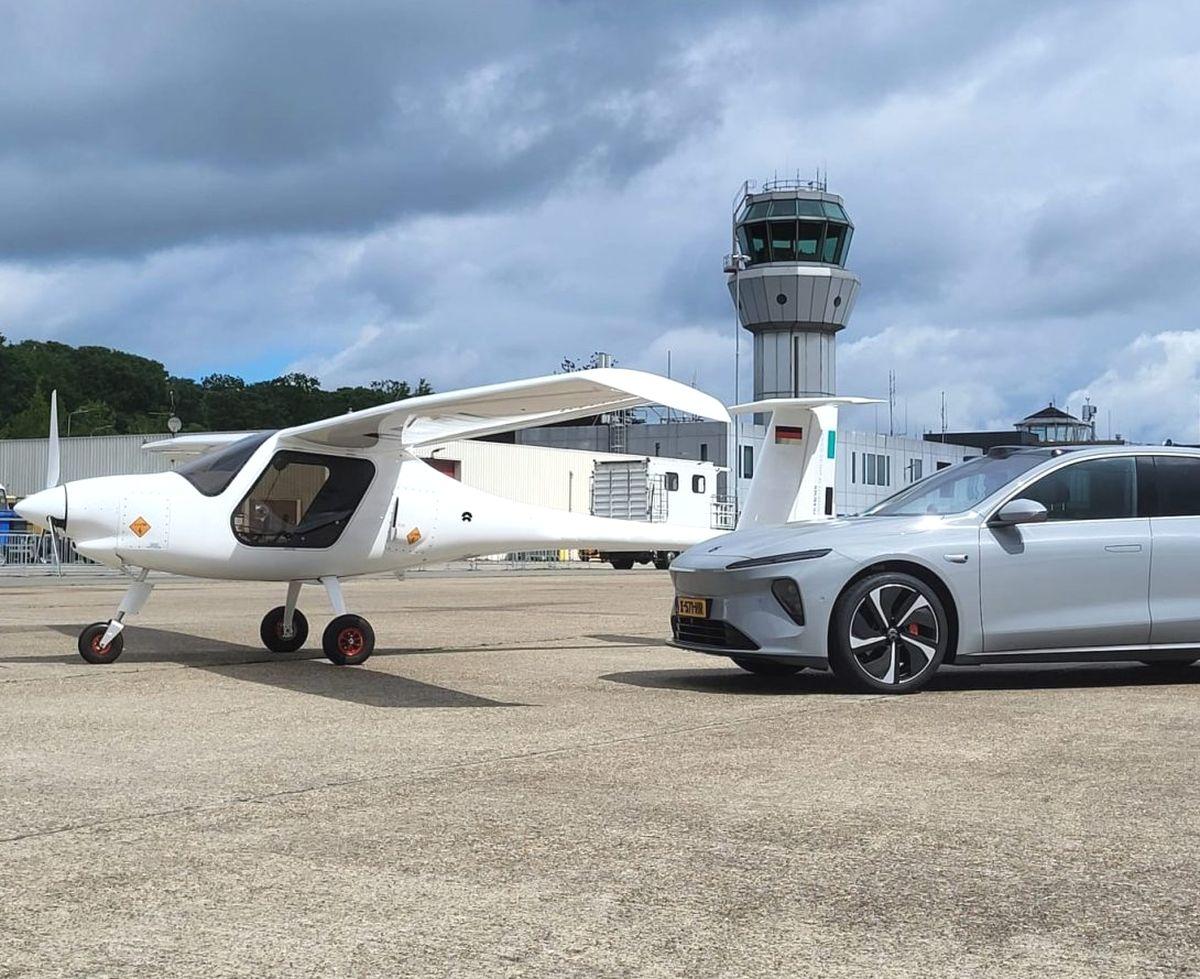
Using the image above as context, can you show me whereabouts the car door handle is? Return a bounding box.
[1104,544,1142,553]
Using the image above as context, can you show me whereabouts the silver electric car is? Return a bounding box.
[671,445,1200,693]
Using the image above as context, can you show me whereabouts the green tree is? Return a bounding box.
[3,384,52,439]
[0,340,431,436]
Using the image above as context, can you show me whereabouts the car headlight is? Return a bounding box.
[725,548,831,571]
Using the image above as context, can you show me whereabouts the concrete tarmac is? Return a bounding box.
[1,571,1198,978]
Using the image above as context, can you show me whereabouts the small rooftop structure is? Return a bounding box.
[1016,403,1095,444]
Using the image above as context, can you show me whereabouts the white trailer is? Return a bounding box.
[589,458,729,569]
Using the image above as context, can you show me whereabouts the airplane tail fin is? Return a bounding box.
[734,397,882,529]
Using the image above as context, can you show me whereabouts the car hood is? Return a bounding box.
[682,514,961,566]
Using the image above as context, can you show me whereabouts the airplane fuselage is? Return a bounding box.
[27,434,720,581]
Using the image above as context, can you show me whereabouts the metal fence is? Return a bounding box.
[711,497,737,530]
[0,532,97,573]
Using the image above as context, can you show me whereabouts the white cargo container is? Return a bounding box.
[589,458,728,569]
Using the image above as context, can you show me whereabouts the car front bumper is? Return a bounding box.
[668,551,854,667]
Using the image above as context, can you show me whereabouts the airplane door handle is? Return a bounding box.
[1104,544,1142,553]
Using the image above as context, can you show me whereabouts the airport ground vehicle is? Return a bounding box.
[671,444,1200,693]
[590,458,725,570]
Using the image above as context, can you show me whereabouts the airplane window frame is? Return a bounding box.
[231,450,376,549]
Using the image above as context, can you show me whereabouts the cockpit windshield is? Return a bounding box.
[863,451,1050,517]
[176,431,275,497]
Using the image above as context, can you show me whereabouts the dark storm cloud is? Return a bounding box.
[0,1,735,257]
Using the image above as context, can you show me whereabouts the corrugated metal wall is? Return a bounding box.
[0,434,191,496]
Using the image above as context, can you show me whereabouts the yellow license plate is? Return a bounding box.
[677,597,708,618]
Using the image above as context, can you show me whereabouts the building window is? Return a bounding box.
[851,451,856,483]
[654,441,660,456]
[692,475,706,494]
[741,445,754,479]
[861,453,890,486]
[909,459,923,483]
[665,472,679,492]
[699,442,708,462]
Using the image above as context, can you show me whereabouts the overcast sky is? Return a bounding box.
[1,0,1198,440]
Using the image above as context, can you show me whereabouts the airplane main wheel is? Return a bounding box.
[323,614,375,666]
[78,622,125,664]
[260,606,309,653]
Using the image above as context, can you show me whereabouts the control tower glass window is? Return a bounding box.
[822,222,846,264]
[769,221,796,261]
[735,198,854,267]
[746,222,769,264]
[795,221,822,259]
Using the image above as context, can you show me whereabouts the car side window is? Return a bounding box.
[1149,456,1200,516]
[1020,456,1136,521]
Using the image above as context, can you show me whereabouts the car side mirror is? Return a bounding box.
[991,498,1048,526]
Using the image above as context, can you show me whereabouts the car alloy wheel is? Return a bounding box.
[832,572,948,693]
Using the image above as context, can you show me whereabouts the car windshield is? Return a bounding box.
[863,452,1050,516]
[176,431,275,497]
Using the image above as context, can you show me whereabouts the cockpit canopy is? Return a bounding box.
[177,431,276,497]
[735,196,854,268]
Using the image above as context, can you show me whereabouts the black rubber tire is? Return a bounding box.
[610,557,634,571]
[829,572,949,694]
[260,606,309,653]
[653,552,677,571]
[730,656,804,677]
[78,621,125,664]
[1139,658,1199,667]
[323,614,375,666]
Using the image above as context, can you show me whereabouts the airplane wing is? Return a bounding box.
[142,432,261,455]
[277,368,730,449]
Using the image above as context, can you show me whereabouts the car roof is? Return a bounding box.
[985,444,1200,460]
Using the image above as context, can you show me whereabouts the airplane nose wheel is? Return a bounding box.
[260,606,309,653]
[323,614,375,666]
[78,622,125,664]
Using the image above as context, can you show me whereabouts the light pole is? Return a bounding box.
[66,405,102,437]
[724,180,752,520]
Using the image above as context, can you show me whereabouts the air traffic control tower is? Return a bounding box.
[726,179,858,398]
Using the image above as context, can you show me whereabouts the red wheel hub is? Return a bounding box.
[337,628,363,656]
[91,635,110,654]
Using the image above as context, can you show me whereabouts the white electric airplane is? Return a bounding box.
[15,371,869,666]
